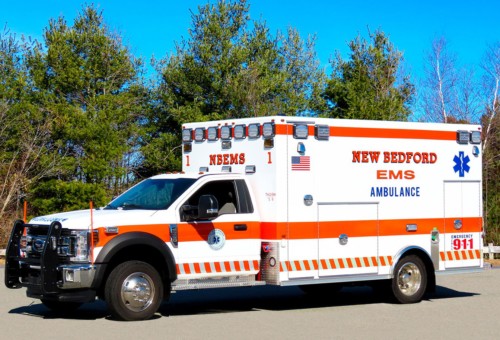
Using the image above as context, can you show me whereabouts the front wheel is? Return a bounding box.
[391,255,427,304]
[105,261,164,321]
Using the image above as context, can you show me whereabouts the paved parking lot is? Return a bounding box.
[1,265,499,339]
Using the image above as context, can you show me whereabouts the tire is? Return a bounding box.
[41,299,82,312]
[391,255,427,304]
[105,261,164,321]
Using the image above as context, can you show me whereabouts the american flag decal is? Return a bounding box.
[291,156,310,171]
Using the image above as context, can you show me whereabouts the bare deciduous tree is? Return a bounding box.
[418,37,482,124]
[419,37,457,123]
[481,42,500,151]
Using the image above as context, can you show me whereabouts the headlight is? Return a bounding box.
[23,228,98,262]
[69,230,92,262]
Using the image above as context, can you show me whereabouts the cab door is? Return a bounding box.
[175,179,261,279]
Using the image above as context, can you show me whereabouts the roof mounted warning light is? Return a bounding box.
[182,129,192,143]
[456,130,469,144]
[470,130,481,144]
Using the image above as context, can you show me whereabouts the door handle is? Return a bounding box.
[234,224,247,231]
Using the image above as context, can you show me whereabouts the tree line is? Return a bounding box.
[0,0,498,246]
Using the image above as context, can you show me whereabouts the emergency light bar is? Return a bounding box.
[470,131,481,144]
[315,125,330,140]
[234,125,246,139]
[293,124,309,139]
[182,128,192,142]
[221,126,232,140]
[457,131,469,144]
[194,128,205,142]
[262,123,275,138]
[207,127,218,141]
[248,124,260,138]
[456,130,481,145]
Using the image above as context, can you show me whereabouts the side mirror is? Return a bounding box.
[198,195,219,220]
[181,204,197,221]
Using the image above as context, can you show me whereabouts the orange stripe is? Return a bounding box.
[363,257,370,267]
[304,261,311,271]
[355,258,362,267]
[243,261,250,271]
[336,259,343,269]
[388,256,393,265]
[224,261,231,272]
[440,252,445,261]
[475,249,481,258]
[320,259,328,270]
[179,221,261,242]
[176,264,181,274]
[183,263,191,275]
[312,259,319,270]
[94,217,482,248]
[253,260,259,270]
[204,262,212,273]
[286,261,292,271]
[193,263,201,274]
[273,123,457,141]
[234,261,241,272]
[330,126,456,140]
[380,257,386,266]
[214,262,222,273]
[447,251,453,261]
[371,256,377,266]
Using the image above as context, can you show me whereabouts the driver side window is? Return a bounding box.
[180,180,238,221]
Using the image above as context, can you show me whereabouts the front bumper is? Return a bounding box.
[5,220,99,303]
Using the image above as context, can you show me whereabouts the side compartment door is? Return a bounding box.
[318,203,379,276]
[175,179,261,279]
[443,181,482,268]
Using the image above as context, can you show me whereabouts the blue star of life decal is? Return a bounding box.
[453,151,470,177]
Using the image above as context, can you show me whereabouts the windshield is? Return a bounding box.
[106,178,196,210]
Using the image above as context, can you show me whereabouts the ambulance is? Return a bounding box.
[5,116,483,321]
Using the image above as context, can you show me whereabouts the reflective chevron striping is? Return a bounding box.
[280,256,393,272]
[176,260,260,275]
[440,249,481,261]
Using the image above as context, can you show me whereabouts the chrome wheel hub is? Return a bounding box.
[397,262,421,296]
[121,272,155,312]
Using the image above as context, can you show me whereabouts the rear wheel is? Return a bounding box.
[105,261,164,321]
[391,255,427,303]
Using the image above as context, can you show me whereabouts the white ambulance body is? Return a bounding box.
[6,115,483,321]
[181,115,483,285]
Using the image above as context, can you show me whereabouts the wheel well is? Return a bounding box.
[97,245,171,299]
[396,248,436,294]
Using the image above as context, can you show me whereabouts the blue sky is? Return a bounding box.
[2,0,499,82]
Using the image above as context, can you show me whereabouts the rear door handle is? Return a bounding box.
[234,224,247,231]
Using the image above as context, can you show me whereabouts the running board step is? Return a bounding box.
[172,275,266,291]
